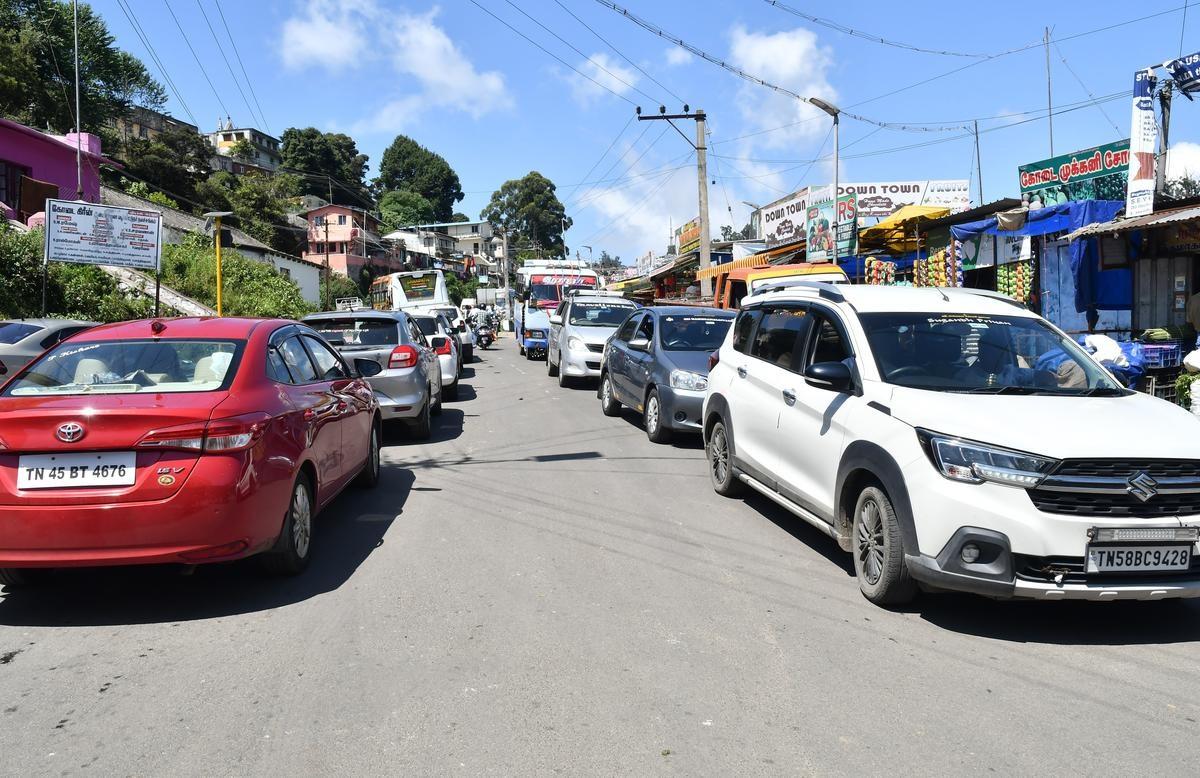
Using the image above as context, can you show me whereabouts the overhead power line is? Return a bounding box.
[193,0,265,130]
[161,0,231,120]
[551,0,685,104]
[114,0,199,127]
[569,122,653,206]
[761,0,989,58]
[561,114,637,196]
[591,0,967,132]
[213,0,271,134]
[1053,41,1123,139]
[468,0,636,105]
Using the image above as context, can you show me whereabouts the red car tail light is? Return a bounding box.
[388,345,419,369]
[136,414,268,453]
[137,422,207,451]
[434,337,453,356]
[204,413,269,452]
[707,350,720,371]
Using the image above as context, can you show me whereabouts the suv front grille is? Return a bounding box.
[1029,459,1200,518]
[1014,553,1200,585]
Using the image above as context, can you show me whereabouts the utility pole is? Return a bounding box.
[1157,80,1174,197]
[323,217,331,309]
[502,227,511,331]
[72,0,82,200]
[1044,27,1054,157]
[637,106,713,295]
[810,98,841,266]
[973,119,984,206]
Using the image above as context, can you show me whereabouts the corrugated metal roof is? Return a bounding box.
[1068,204,1200,241]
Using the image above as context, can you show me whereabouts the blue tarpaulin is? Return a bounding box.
[949,200,1127,313]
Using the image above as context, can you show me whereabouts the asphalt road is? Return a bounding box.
[2,334,1199,776]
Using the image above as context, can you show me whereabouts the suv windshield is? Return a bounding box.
[306,317,399,347]
[568,301,634,327]
[859,312,1124,394]
[4,339,243,396]
[659,314,734,351]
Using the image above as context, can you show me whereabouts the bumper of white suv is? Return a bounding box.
[904,467,1200,600]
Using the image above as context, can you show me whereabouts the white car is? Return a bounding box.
[410,312,462,401]
[546,292,638,387]
[703,282,1200,605]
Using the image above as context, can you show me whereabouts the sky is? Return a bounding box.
[92,0,1200,264]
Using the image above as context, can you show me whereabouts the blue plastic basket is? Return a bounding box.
[1143,343,1183,370]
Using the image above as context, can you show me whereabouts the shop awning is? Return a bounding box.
[1066,203,1200,241]
[649,253,700,280]
[859,205,951,252]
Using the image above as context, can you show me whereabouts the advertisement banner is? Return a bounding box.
[44,199,162,270]
[761,188,812,248]
[841,180,970,219]
[1165,221,1200,253]
[1018,140,1130,206]
[1126,68,1158,218]
[805,189,857,263]
[675,217,701,255]
[1168,50,1200,98]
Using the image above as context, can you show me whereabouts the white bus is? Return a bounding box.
[369,270,451,312]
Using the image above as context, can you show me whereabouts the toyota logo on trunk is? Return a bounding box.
[1127,471,1158,503]
[56,422,85,443]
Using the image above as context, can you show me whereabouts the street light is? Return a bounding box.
[808,97,841,266]
[203,211,233,316]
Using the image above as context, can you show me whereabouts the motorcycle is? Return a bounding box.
[475,324,494,349]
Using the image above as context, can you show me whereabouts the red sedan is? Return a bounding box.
[0,317,382,586]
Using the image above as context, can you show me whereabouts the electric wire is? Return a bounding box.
[551,0,685,104]
[35,0,77,130]
[569,122,653,206]
[213,0,271,134]
[560,114,636,195]
[581,154,692,244]
[1053,41,1124,138]
[114,0,199,127]
[193,0,264,130]
[761,0,989,58]
[468,0,636,105]
[160,0,231,119]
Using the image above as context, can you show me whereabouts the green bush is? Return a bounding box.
[160,234,313,319]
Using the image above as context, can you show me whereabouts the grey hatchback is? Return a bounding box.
[0,319,97,377]
[303,309,443,439]
[599,307,735,443]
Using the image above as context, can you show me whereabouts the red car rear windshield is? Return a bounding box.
[4,339,245,396]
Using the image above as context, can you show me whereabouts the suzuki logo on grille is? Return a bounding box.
[1127,471,1159,502]
[56,422,85,443]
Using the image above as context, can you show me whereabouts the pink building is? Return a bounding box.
[0,117,116,222]
[302,204,403,279]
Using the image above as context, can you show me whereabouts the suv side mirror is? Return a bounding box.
[628,336,650,352]
[805,361,853,392]
[354,358,383,378]
[549,314,563,325]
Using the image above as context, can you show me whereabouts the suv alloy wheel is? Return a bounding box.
[852,486,917,605]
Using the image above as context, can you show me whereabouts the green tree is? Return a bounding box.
[376,135,463,221]
[120,178,178,210]
[378,189,435,232]
[227,138,255,161]
[720,223,752,241]
[451,212,470,223]
[594,250,622,272]
[320,272,364,311]
[446,273,478,307]
[1167,175,1200,200]
[280,127,371,205]
[227,172,302,253]
[482,171,571,256]
[114,127,215,206]
[0,0,165,134]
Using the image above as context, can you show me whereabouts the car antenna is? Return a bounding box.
[935,287,949,302]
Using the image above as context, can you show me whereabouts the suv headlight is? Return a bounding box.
[918,430,1057,488]
[670,369,708,392]
[567,336,585,351]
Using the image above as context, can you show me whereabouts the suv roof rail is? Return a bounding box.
[335,297,366,311]
[953,287,1028,309]
[755,280,846,303]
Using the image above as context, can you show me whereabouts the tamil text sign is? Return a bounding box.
[44,199,162,270]
[1018,140,1130,206]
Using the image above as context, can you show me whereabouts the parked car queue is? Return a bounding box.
[0,306,475,588]
[531,284,1200,607]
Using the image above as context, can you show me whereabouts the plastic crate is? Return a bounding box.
[1144,373,1180,405]
[1142,342,1183,369]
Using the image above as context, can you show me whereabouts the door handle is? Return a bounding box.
[782,389,796,406]
[736,366,747,378]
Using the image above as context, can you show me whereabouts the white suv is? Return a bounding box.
[703,283,1200,605]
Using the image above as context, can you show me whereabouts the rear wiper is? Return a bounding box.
[965,385,1041,395]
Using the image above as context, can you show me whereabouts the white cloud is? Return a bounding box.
[279,3,512,132]
[280,0,373,71]
[727,25,837,151]
[567,53,640,105]
[1167,142,1200,179]
[664,47,693,67]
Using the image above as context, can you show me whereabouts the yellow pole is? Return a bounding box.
[214,215,223,316]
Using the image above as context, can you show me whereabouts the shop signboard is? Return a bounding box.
[1018,140,1130,206]
[44,199,162,270]
[841,180,970,219]
[805,187,857,263]
[1168,50,1200,98]
[761,187,812,249]
[1165,221,1200,253]
[1127,68,1159,218]
[675,217,701,255]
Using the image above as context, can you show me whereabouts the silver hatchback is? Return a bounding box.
[303,310,443,439]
